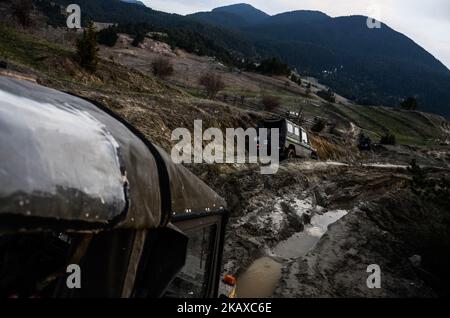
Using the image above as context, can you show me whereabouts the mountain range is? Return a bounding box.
[45,1,450,117]
[190,4,450,116]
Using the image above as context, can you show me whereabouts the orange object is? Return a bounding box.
[223,275,237,286]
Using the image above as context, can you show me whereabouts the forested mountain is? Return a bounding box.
[39,0,450,116]
[119,0,145,6]
[190,3,269,28]
[190,4,450,116]
[42,0,257,59]
[213,3,269,23]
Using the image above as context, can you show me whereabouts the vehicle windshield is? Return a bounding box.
[165,225,216,298]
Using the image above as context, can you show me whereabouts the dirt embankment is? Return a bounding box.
[277,179,450,297]
[201,160,450,298]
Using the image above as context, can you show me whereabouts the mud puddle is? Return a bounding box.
[236,257,282,298]
[273,209,348,259]
[235,210,347,297]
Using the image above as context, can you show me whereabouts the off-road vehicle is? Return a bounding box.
[257,118,317,160]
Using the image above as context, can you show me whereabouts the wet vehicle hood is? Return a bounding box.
[0,77,226,232]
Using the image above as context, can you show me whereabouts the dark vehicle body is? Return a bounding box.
[257,118,316,159]
[0,77,227,298]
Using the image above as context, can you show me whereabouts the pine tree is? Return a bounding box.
[400,97,418,110]
[12,0,33,27]
[98,26,118,47]
[132,33,145,47]
[76,22,99,73]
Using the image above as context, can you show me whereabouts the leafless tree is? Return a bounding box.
[152,57,174,79]
[199,72,225,99]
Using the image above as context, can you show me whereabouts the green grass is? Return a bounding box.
[279,91,443,146]
[326,103,442,145]
[0,23,72,71]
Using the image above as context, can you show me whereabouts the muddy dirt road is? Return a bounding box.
[202,159,450,298]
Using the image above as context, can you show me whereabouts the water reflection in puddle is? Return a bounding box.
[236,257,282,298]
[235,209,348,298]
[273,210,348,259]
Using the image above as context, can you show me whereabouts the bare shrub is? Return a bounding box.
[261,95,281,112]
[199,72,225,98]
[152,57,174,79]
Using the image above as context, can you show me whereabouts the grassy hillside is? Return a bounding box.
[326,104,445,145]
[0,24,165,93]
[0,22,448,149]
[0,23,261,152]
[31,0,450,117]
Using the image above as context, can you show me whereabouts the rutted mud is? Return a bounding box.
[273,209,348,259]
[235,207,348,298]
[210,158,450,298]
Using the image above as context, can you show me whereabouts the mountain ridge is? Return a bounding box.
[212,3,270,22]
[40,0,450,116]
[119,0,146,6]
[190,4,450,116]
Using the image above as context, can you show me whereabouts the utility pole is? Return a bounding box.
[296,104,304,125]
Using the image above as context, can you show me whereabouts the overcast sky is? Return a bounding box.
[141,0,450,70]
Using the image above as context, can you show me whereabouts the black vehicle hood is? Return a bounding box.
[0,77,226,232]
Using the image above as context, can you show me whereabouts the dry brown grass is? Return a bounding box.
[310,135,349,160]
